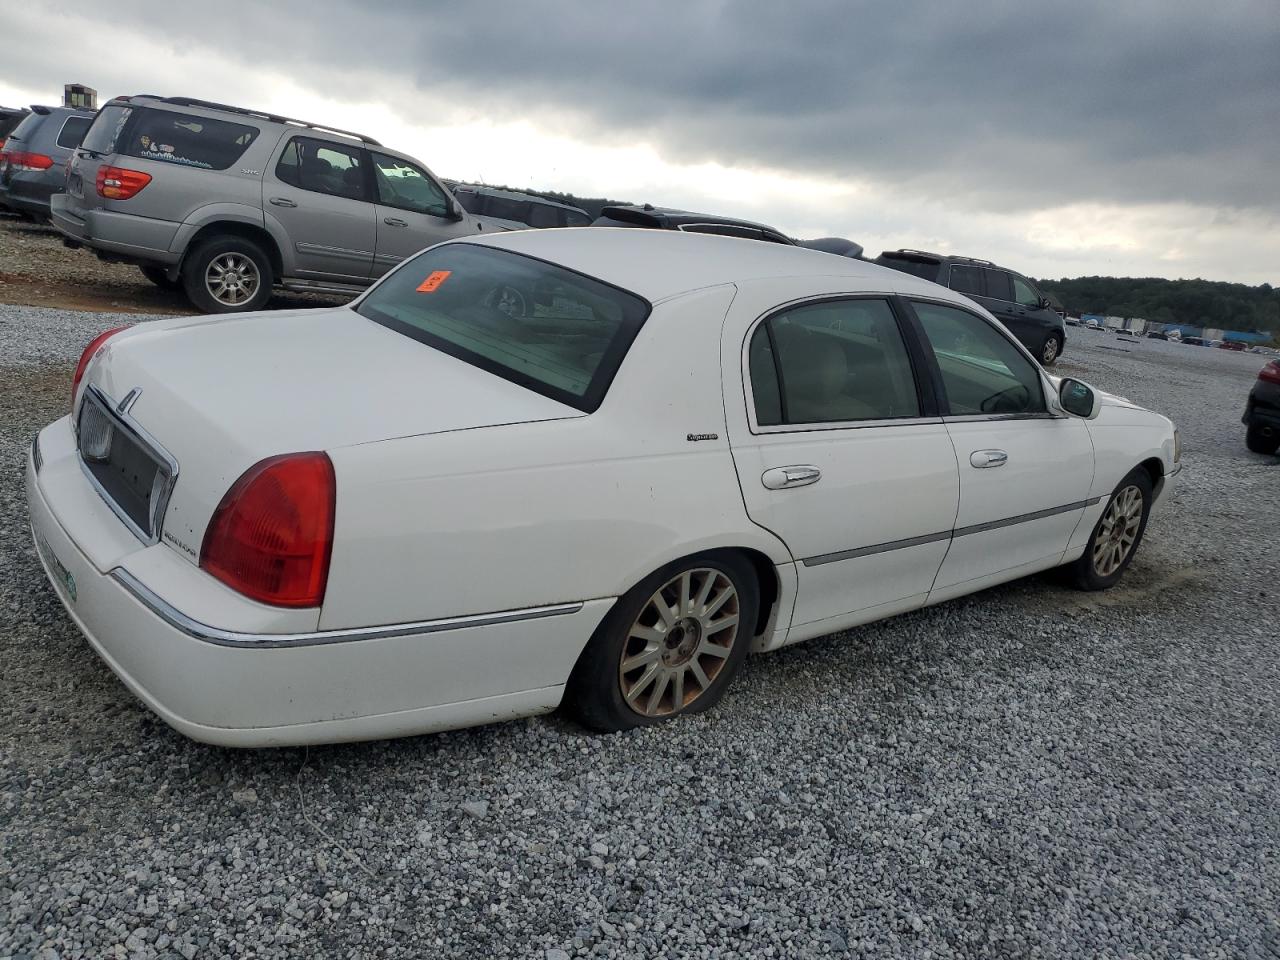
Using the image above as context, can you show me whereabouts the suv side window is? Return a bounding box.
[948,264,983,296]
[982,269,1014,302]
[56,115,92,149]
[123,109,259,171]
[527,202,560,228]
[1011,275,1041,308]
[371,152,451,217]
[748,299,921,426]
[277,137,367,200]
[912,301,1045,416]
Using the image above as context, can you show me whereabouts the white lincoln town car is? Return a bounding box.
[28,229,1180,746]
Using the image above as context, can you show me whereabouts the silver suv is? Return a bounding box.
[52,96,493,312]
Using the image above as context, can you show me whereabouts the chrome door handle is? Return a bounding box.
[761,465,821,490]
[970,449,1008,468]
[268,197,297,207]
[383,217,408,227]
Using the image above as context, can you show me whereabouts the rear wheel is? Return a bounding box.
[1070,467,1153,591]
[1040,332,1062,365]
[568,552,758,732]
[139,265,180,290]
[181,236,273,313]
[1246,424,1279,455]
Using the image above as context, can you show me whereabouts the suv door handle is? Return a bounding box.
[383,217,408,227]
[970,449,1008,469]
[268,197,296,207]
[762,465,821,490]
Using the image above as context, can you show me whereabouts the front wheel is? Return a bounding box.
[181,236,273,314]
[567,553,758,732]
[1040,332,1062,365]
[1070,467,1153,590]
[1246,424,1279,455]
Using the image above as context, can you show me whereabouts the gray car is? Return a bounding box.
[0,105,95,219]
[51,95,493,313]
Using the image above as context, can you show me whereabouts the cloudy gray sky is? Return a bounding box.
[5,1,1277,283]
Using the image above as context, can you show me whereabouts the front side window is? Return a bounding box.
[948,264,983,296]
[277,136,366,200]
[371,152,450,217]
[56,115,93,149]
[356,244,650,412]
[982,269,1014,302]
[912,301,1045,416]
[748,299,920,426]
[123,109,259,171]
[1012,275,1041,307]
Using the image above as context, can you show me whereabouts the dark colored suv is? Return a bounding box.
[1243,360,1280,455]
[0,105,95,218]
[592,204,865,258]
[875,250,1066,365]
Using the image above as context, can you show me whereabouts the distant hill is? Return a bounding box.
[1035,275,1280,336]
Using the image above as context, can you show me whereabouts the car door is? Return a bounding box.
[1008,273,1060,354]
[904,299,1095,598]
[265,135,376,282]
[369,152,477,277]
[724,291,961,643]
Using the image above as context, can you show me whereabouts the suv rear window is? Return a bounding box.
[121,108,259,171]
[56,115,93,149]
[80,104,132,155]
[877,254,941,282]
[357,244,650,412]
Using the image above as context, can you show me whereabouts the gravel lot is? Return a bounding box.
[2,311,1278,959]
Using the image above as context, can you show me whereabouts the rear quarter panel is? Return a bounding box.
[320,284,793,630]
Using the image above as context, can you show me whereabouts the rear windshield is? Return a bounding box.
[56,115,93,149]
[120,108,259,171]
[80,104,133,155]
[357,244,650,412]
[877,254,941,281]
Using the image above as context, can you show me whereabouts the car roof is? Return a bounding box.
[112,95,381,146]
[464,227,914,302]
[452,183,588,215]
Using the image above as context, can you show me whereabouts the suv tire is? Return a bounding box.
[1246,425,1279,455]
[182,235,273,314]
[139,265,181,291]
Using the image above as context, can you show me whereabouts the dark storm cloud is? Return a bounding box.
[21,1,1280,212]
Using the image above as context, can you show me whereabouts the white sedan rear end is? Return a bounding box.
[28,229,1180,746]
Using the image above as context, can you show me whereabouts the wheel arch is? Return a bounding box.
[184,220,283,281]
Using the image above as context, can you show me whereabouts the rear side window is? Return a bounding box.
[356,243,650,412]
[56,115,93,149]
[122,109,259,171]
[982,269,1014,302]
[948,265,983,296]
[79,104,132,155]
[277,136,367,200]
[483,195,533,224]
[748,299,921,426]
[527,203,560,228]
[877,255,940,281]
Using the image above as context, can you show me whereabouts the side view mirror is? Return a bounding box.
[448,199,465,222]
[1058,378,1101,419]
[1039,296,1054,310]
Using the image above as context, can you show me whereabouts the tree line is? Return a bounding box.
[1034,275,1280,336]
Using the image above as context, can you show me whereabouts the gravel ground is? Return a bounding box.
[2,312,1278,959]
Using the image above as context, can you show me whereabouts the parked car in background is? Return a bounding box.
[1085,318,1103,330]
[592,203,865,260]
[51,95,491,313]
[1182,336,1206,346]
[27,229,1179,745]
[1146,331,1169,340]
[1243,360,1280,454]
[1066,316,1083,327]
[0,104,95,219]
[0,105,30,146]
[449,182,591,229]
[874,250,1067,365]
[1220,340,1246,352]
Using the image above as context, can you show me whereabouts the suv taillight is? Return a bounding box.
[1,149,54,170]
[71,327,128,409]
[1260,361,1280,385]
[96,166,152,200]
[200,453,336,608]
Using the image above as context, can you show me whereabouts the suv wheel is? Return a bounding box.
[182,236,273,313]
[1246,425,1279,455]
[1040,333,1062,365]
[139,265,181,291]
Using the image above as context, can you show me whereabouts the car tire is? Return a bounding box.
[1040,332,1062,365]
[567,551,759,733]
[1246,425,1280,455]
[181,235,273,314]
[139,265,181,291]
[1070,467,1154,591]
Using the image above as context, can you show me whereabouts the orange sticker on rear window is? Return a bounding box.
[416,270,451,293]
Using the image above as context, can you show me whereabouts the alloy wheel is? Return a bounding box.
[1043,336,1060,363]
[1092,484,1143,577]
[205,253,261,307]
[618,568,741,717]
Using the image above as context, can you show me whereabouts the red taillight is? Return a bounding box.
[200,453,336,608]
[1260,361,1280,385]
[71,327,128,408]
[96,165,152,200]
[0,149,54,170]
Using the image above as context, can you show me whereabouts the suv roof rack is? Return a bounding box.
[155,96,382,146]
[889,248,997,267]
[947,254,996,267]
